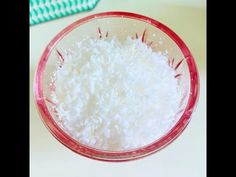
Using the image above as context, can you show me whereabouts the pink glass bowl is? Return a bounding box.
[34,11,199,162]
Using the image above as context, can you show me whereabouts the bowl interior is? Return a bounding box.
[35,12,198,161]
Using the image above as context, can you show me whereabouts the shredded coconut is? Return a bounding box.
[51,36,181,151]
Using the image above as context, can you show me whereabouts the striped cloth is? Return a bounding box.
[30,0,100,25]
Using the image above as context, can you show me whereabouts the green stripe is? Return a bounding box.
[50,3,55,11]
[32,8,39,16]
[68,0,73,7]
[34,0,40,6]
[56,2,61,10]
[74,0,78,6]
[30,0,34,6]
[38,6,44,15]
[45,4,50,13]
[62,1,67,9]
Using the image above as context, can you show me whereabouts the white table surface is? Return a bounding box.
[30,0,206,177]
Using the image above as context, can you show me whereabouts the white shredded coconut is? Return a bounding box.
[51,36,181,151]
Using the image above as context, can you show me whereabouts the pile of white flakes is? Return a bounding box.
[51,36,181,151]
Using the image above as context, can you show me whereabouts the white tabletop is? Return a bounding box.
[30,0,206,177]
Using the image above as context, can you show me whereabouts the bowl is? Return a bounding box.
[34,11,199,162]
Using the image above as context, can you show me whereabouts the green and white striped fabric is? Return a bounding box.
[30,0,100,25]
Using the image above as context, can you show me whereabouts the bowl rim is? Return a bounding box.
[34,11,200,162]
